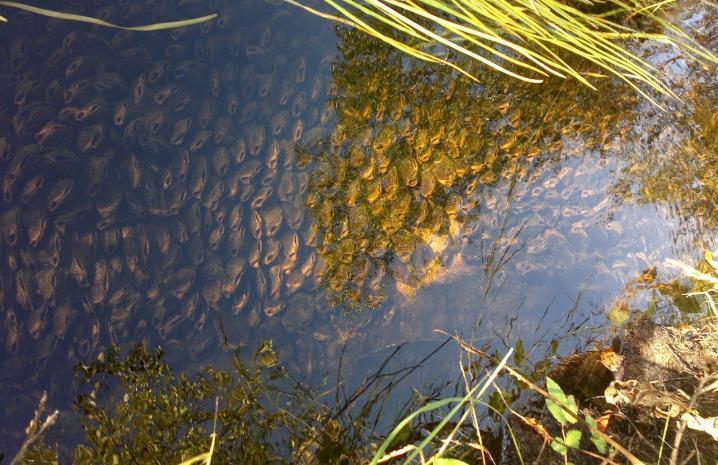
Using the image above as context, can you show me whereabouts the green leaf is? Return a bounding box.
[545,377,567,424]
[584,414,608,454]
[545,398,566,425]
[550,438,568,455]
[590,434,608,454]
[607,304,629,324]
[564,429,581,449]
[433,459,470,465]
[545,377,578,424]
[546,377,567,403]
[584,415,597,429]
[564,395,578,423]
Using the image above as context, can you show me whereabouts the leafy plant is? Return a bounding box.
[545,376,609,462]
[545,376,581,460]
[583,415,608,455]
[16,344,358,465]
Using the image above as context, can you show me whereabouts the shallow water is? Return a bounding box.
[0,0,717,458]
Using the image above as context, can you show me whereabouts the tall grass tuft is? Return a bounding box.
[369,349,514,465]
[285,0,717,106]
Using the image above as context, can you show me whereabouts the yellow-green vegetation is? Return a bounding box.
[16,344,364,465]
[369,349,513,465]
[370,329,715,464]
[368,333,643,465]
[285,0,716,104]
[12,308,715,465]
[367,253,718,465]
[175,398,220,465]
[0,1,216,30]
[667,249,718,317]
[17,341,443,465]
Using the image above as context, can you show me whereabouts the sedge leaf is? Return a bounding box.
[514,338,526,365]
[0,1,216,30]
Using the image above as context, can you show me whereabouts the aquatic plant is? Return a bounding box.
[0,1,216,30]
[285,0,716,105]
[15,344,340,465]
[12,339,447,465]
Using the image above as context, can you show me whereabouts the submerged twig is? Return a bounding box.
[10,391,59,465]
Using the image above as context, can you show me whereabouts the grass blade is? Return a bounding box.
[0,1,216,30]
[285,0,718,104]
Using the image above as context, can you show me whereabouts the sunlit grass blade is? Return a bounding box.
[442,0,569,76]
[0,0,216,30]
[287,0,492,82]
[176,397,219,465]
[407,0,561,74]
[286,0,718,104]
[404,350,512,465]
[342,0,426,39]
[366,0,545,81]
[666,258,718,286]
[369,396,466,465]
[369,349,513,465]
[177,452,212,465]
[384,0,554,76]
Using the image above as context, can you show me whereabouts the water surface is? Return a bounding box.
[0,0,717,457]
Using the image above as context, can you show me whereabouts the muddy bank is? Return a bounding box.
[500,316,718,464]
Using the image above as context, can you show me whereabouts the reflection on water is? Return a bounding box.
[302,27,635,309]
[615,77,718,249]
[0,0,340,452]
[1,0,717,458]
